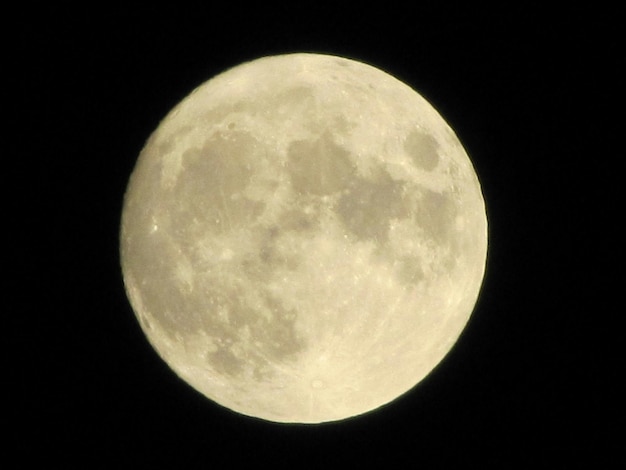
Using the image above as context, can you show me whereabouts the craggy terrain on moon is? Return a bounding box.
[121,54,487,423]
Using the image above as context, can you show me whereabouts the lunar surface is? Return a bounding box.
[120,53,487,423]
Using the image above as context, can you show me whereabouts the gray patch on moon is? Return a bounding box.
[256,294,303,359]
[394,255,425,285]
[169,130,265,237]
[287,132,356,196]
[413,189,458,244]
[257,227,302,272]
[404,129,440,171]
[277,208,319,233]
[208,346,245,377]
[143,275,307,381]
[336,169,410,242]
[203,290,306,380]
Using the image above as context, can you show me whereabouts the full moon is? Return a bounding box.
[120,53,487,423]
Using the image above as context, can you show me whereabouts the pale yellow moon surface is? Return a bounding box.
[120,53,487,424]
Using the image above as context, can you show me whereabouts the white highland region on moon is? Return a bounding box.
[120,53,488,423]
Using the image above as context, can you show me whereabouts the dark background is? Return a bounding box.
[12,4,619,466]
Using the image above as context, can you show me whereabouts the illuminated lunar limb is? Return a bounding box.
[120,53,487,423]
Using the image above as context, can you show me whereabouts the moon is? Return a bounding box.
[120,53,487,424]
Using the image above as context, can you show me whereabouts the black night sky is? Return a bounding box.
[12,4,619,467]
